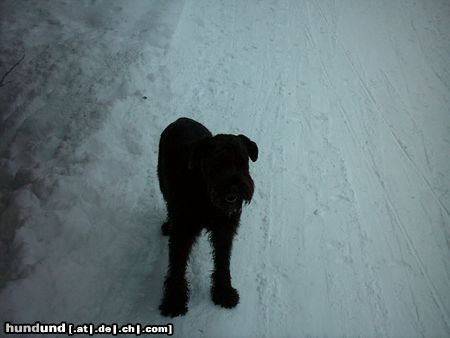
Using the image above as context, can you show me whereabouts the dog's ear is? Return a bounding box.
[188,138,211,170]
[238,135,258,162]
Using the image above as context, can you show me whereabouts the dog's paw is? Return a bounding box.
[159,296,188,317]
[160,276,189,317]
[211,285,240,309]
[161,221,171,236]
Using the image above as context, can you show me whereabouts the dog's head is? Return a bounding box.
[188,134,258,216]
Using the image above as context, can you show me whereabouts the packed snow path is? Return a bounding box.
[1,0,449,337]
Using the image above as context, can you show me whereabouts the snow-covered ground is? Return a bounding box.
[1,0,449,337]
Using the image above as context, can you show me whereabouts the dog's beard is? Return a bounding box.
[209,188,242,216]
[208,176,254,217]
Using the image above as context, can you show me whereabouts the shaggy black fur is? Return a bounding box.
[157,117,258,317]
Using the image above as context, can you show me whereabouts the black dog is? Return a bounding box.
[157,117,258,317]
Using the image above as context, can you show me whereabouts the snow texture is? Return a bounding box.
[1,0,450,337]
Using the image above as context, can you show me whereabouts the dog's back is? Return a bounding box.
[159,117,211,153]
[157,117,211,202]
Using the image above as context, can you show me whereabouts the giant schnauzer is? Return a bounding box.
[157,117,258,317]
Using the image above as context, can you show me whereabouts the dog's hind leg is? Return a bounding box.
[161,205,176,236]
[209,228,240,309]
[161,221,171,236]
[159,228,199,317]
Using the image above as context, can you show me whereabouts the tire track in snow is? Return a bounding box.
[306,8,391,327]
[379,70,434,174]
[327,16,450,329]
[338,88,450,333]
[341,43,450,217]
[337,99,450,333]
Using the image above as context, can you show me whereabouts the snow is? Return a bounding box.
[1,0,449,337]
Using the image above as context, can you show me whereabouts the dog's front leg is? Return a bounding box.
[210,228,240,309]
[159,229,197,317]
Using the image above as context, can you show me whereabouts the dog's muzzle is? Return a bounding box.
[210,187,243,216]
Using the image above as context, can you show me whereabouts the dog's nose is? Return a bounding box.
[225,193,238,203]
